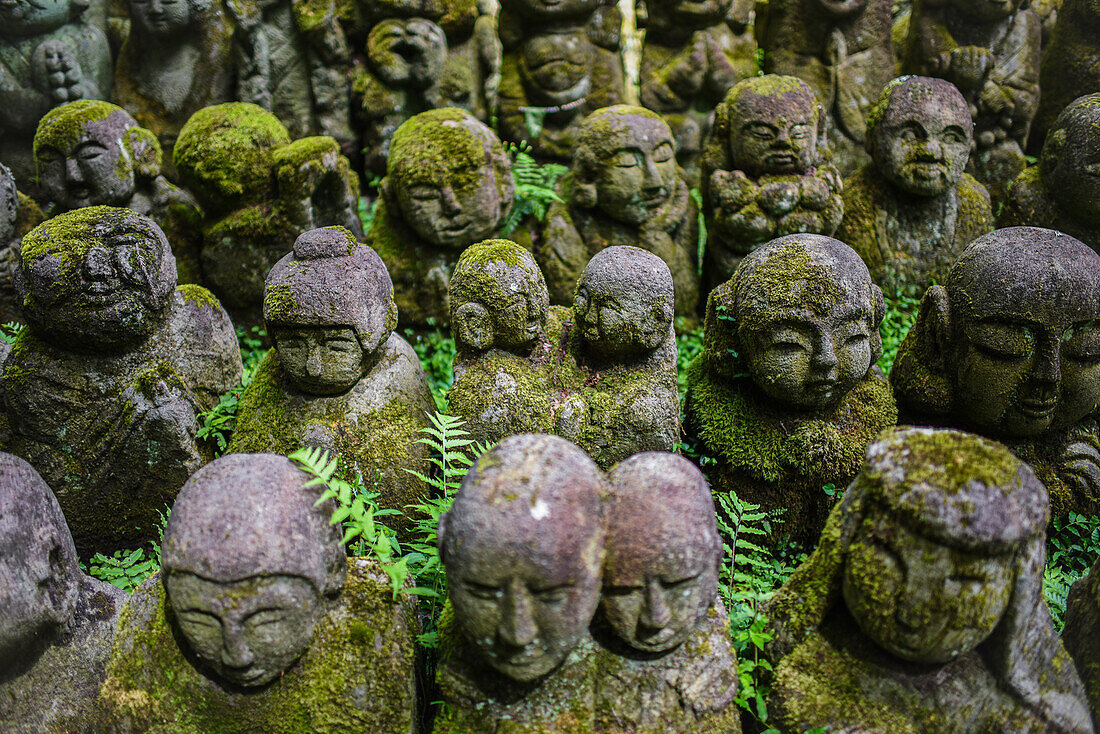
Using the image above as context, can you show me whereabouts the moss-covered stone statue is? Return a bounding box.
[700,75,844,292]
[757,0,896,174]
[637,0,757,182]
[901,0,1041,203]
[99,453,418,733]
[1030,0,1100,151]
[594,453,742,733]
[0,163,45,326]
[434,433,607,733]
[34,100,205,284]
[0,452,127,734]
[227,226,434,535]
[368,108,514,326]
[836,76,994,293]
[539,106,701,318]
[684,234,897,543]
[1000,94,1100,253]
[0,207,242,554]
[1063,556,1100,728]
[496,0,625,164]
[764,427,1094,733]
[0,0,112,185]
[890,227,1100,520]
[173,102,361,326]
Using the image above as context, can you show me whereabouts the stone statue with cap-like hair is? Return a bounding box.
[98,452,418,732]
[228,226,435,536]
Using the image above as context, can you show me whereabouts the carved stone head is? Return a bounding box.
[723,76,822,179]
[573,246,674,362]
[602,452,720,653]
[571,106,679,227]
[129,0,207,38]
[368,17,448,89]
[520,30,592,98]
[384,108,514,249]
[0,0,77,37]
[449,239,549,354]
[264,227,398,395]
[20,206,177,351]
[34,101,164,213]
[1040,93,1100,227]
[161,453,345,688]
[439,434,606,682]
[866,76,973,198]
[704,234,884,410]
[0,164,17,245]
[891,227,1100,439]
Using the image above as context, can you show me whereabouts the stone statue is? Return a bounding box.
[637,0,757,182]
[1000,94,1100,253]
[496,0,625,163]
[757,0,896,174]
[34,100,205,284]
[539,105,701,318]
[835,76,994,293]
[0,0,112,185]
[173,102,361,327]
[227,226,435,536]
[0,207,241,554]
[684,234,897,543]
[98,453,418,732]
[112,0,234,178]
[901,0,1041,203]
[0,452,127,734]
[368,108,514,326]
[0,163,45,326]
[764,427,1094,733]
[890,227,1100,520]
[700,75,844,292]
[1064,556,1100,728]
[594,452,742,733]
[1030,0,1100,152]
[434,433,607,732]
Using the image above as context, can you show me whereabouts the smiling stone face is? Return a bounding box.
[727,76,820,179]
[129,0,193,38]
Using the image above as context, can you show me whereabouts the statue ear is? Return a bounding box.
[437,510,450,559]
[454,302,494,351]
[868,283,886,366]
[572,180,598,209]
[380,176,395,205]
[1042,129,1066,174]
[919,284,952,372]
[35,531,76,625]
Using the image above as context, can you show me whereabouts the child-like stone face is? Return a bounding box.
[842,511,1013,664]
[273,326,366,396]
[0,0,70,35]
[130,0,192,38]
[368,18,448,89]
[730,92,818,178]
[165,572,322,687]
[37,119,137,212]
[574,272,672,361]
[489,269,549,353]
[395,158,503,250]
[591,116,678,226]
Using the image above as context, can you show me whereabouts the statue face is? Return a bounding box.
[166,572,322,687]
[273,326,366,395]
[591,117,678,226]
[369,18,448,89]
[37,123,137,212]
[730,93,819,178]
[521,31,590,94]
[0,0,70,36]
[130,0,192,38]
[503,0,599,19]
[574,276,671,360]
[843,512,1013,664]
[491,271,549,353]
[395,164,503,249]
[874,92,971,197]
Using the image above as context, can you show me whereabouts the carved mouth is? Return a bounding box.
[766,153,799,168]
[909,161,946,179]
[637,625,677,647]
[1017,397,1058,419]
[83,281,120,305]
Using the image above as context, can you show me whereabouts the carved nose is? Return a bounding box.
[812,333,839,374]
[306,347,324,377]
[499,580,538,648]
[639,578,671,630]
[83,247,112,279]
[1032,342,1061,386]
[221,623,255,670]
[65,157,83,184]
[440,186,461,217]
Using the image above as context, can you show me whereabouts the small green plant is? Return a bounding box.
[878,290,920,375]
[689,188,707,275]
[500,143,569,236]
[0,321,24,344]
[1044,512,1100,630]
[675,322,704,402]
[87,508,169,593]
[358,177,383,233]
[404,325,456,410]
[197,326,268,454]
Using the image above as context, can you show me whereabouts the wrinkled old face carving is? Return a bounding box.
[395,164,503,249]
[842,511,1013,664]
[369,18,448,89]
[37,122,137,212]
[521,31,590,94]
[730,92,819,178]
[130,0,192,38]
[273,326,366,395]
[574,276,671,360]
[592,117,678,226]
[0,0,70,35]
[166,572,322,687]
[874,88,971,197]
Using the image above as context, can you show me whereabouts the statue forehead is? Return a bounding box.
[731,86,817,122]
[1054,96,1100,144]
[588,111,671,148]
[878,78,971,127]
[736,238,872,318]
[36,104,137,155]
[581,247,672,295]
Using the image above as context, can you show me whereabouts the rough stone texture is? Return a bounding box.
[757,0,896,174]
[901,0,1041,204]
[34,100,206,284]
[764,427,1094,733]
[0,452,127,734]
[0,207,241,554]
[836,76,994,293]
[700,75,844,292]
[890,227,1100,520]
[684,234,896,543]
[496,0,625,164]
[173,102,362,327]
[637,0,757,183]
[0,163,44,326]
[0,0,112,186]
[227,227,435,538]
[538,106,701,318]
[435,433,607,732]
[1030,0,1100,152]
[1063,558,1100,730]
[369,108,514,326]
[1000,93,1100,254]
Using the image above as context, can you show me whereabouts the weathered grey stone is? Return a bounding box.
[1030,0,1100,151]
[0,452,127,734]
[1064,557,1100,729]
[0,163,45,326]
[764,427,1093,733]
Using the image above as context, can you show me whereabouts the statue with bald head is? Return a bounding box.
[764,427,1093,733]
[98,453,418,731]
[836,76,994,293]
[891,227,1100,520]
[0,453,126,734]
